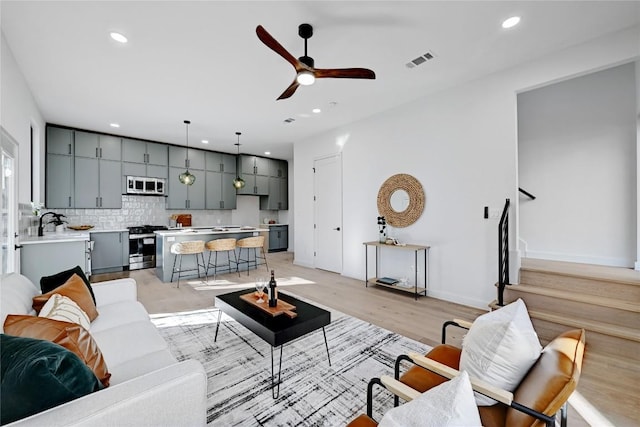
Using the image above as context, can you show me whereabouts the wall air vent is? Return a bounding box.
[283,117,296,123]
[405,50,436,69]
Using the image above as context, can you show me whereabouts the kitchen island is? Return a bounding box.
[20,232,91,284]
[154,227,269,282]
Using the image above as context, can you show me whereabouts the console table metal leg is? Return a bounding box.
[271,345,283,399]
[214,309,222,342]
[365,245,368,287]
[414,250,418,300]
[322,327,332,367]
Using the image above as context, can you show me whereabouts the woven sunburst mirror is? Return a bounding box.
[377,174,425,228]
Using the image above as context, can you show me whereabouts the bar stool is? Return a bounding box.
[236,235,268,275]
[170,240,206,288]
[205,238,240,281]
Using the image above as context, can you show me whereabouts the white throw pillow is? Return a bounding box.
[379,371,482,427]
[38,293,91,330]
[459,298,542,405]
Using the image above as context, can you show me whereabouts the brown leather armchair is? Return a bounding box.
[348,320,585,427]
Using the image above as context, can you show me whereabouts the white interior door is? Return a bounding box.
[1,128,18,274]
[314,154,342,273]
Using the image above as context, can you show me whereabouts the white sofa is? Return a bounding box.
[0,272,208,426]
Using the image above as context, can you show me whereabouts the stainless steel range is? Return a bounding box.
[128,225,168,270]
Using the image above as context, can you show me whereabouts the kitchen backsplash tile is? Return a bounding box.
[29,196,278,233]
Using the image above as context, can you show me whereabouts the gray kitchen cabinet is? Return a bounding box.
[90,231,129,274]
[205,151,236,174]
[46,154,74,208]
[205,171,237,210]
[261,176,288,210]
[122,139,168,191]
[169,146,205,170]
[268,225,288,252]
[269,159,288,178]
[123,138,168,167]
[20,240,90,285]
[46,127,74,208]
[75,131,121,161]
[167,167,205,209]
[47,126,74,155]
[75,157,122,208]
[237,155,270,195]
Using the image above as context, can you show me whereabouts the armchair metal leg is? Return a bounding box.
[560,402,568,427]
[394,354,412,407]
[366,377,383,418]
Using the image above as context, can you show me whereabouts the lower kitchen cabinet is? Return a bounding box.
[90,231,129,274]
[268,225,288,253]
[20,240,90,285]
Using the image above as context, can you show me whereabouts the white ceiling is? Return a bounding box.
[2,1,639,160]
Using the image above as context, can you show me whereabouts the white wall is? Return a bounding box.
[293,26,639,309]
[518,63,636,267]
[1,34,45,203]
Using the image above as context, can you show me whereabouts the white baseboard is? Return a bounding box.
[426,289,491,311]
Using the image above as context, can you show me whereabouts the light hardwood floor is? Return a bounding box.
[93,252,634,426]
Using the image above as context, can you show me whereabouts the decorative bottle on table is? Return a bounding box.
[268,270,278,307]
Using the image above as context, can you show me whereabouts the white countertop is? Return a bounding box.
[264,223,287,226]
[21,232,90,245]
[89,228,129,233]
[156,227,269,237]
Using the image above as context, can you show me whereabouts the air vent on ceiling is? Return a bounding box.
[405,50,436,69]
[283,117,296,123]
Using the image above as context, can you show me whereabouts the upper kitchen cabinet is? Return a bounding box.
[74,131,121,161]
[46,127,74,208]
[169,146,205,170]
[122,138,168,167]
[205,151,236,174]
[236,155,270,195]
[269,159,288,178]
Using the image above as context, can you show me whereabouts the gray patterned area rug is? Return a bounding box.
[151,303,431,426]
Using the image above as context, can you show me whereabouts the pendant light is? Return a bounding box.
[232,132,246,189]
[178,120,196,185]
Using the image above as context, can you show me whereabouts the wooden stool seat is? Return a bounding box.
[205,238,239,280]
[170,240,206,287]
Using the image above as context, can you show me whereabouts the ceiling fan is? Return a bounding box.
[256,23,376,100]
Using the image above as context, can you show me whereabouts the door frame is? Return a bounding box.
[1,126,19,274]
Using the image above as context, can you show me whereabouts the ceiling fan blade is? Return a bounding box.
[314,68,376,79]
[277,79,301,100]
[256,25,306,72]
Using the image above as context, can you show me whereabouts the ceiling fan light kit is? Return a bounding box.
[256,23,376,100]
[178,120,196,186]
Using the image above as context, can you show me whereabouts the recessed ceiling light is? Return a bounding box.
[502,16,520,29]
[264,151,271,155]
[201,140,209,144]
[109,123,120,128]
[312,108,321,114]
[110,32,128,43]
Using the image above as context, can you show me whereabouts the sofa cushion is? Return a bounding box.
[40,265,96,305]
[89,300,150,334]
[33,273,99,322]
[108,349,177,385]
[0,273,40,333]
[91,321,169,369]
[39,293,91,330]
[4,315,111,387]
[0,334,102,425]
[379,371,482,427]
[459,299,542,405]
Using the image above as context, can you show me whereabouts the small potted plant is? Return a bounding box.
[49,213,67,234]
[377,216,386,243]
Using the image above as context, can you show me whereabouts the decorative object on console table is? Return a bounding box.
[377,216,386,243]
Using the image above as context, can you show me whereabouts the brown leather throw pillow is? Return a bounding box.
[33,273,98,321]
[4,315,111,387]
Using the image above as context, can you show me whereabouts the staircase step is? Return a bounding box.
[520,259,640,299]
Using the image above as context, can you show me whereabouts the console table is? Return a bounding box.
[363,241,430,300]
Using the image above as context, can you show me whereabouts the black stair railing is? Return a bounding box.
[519,187,536,200]
[497,198,510,306]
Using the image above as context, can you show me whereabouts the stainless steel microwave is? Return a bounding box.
[126,176,166,195]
